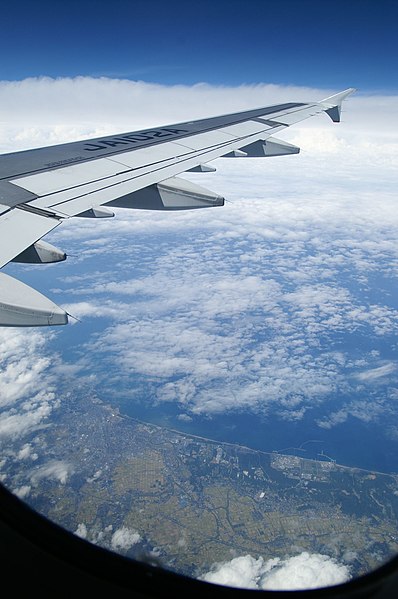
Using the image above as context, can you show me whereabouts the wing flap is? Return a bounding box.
[0,88,355,326]
[211,120,275,139]
[10,157,130,196]
[8,114,286,215]
[10,126,281,217]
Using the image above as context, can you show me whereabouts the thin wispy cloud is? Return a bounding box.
[30,460,73,486]
[355,363,397,381]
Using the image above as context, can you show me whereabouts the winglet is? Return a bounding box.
[319,88,356,122]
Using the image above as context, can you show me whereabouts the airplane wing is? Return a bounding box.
[0,88,355,326]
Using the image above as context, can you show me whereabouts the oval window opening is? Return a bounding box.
[1,85,397,595]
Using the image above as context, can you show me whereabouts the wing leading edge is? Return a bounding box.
[0,88,355,326]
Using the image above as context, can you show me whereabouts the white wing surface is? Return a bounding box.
[0,88,355,326]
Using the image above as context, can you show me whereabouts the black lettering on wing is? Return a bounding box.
[83,127,190,152]
[83,143,108,151]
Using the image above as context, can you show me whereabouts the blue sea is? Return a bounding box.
[114,394,398,475]
[43,301,398,478]
[8,237,398,478]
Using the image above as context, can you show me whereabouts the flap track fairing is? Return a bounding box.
[0,273,68,326]
[12,240,66,264]
[224,138,300,158]
[106,176,224,211]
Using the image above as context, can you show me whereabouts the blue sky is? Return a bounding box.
[1,0,397,91]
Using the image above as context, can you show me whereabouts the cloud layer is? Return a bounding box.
[0,328,60,442]
[1,76,398,453]
[201,552,351,590]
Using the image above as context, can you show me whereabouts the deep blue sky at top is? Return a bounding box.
[1,0,397,91]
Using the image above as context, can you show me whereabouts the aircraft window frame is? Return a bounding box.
[1,481,398,598]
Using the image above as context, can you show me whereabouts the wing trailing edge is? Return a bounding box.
[0,87,355,326]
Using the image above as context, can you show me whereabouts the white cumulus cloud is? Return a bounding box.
[1,76,398,447]
[75,523,88,539]
[111,526,141,551]
[30,460,73,485]
[201,552,351,590]
[0,328,62,443]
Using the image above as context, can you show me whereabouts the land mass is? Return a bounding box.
[3,388,398,581]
